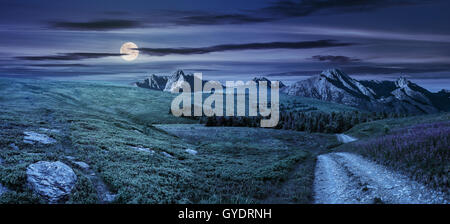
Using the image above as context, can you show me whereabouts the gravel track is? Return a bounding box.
[314,152,448,204]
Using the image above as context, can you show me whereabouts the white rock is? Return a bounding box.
[39,128,60,134]
[130,146,155,154]
[9,143,19,150]
[162,152,174,158]
[73,161,90,170]
[26,161,77,203]
[65,156,76,160]
[23,131,56,144]
[185,149,198,155]
[23,140,34,144]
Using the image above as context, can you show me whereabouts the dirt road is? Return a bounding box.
[314,152,448,204]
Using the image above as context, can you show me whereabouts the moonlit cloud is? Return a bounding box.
[0,0,449,91]
[137,40,355,56]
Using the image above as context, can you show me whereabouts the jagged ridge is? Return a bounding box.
[282,69,449,114]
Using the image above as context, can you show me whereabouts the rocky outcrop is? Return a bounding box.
[26,161,77,203]
[136,74,169,91]
[163,70,208,93]
[137,70,209,93]
[282,69,448,114]
[252,76,286,88]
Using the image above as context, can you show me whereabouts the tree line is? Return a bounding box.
[195,110,408,133]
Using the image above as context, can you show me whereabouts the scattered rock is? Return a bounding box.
[104,192,117,203]
[0,183,8,196]
[0,157,3,164]
[23,131,56,145]
[26,161,77,203]
[185,149,198,155]
[9,143,19,150]
[130,146,154,154]
[39,128,60,133]
[162,152,174,158]
[65,156,76,160]
[23,140,34,144]
[73,161,90,170]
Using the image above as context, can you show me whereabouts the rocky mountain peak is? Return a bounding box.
[252,77,270,82]
[320,69,350,81]
[172,69,185,78]
[135,74,169,90]
[252,76,286,88]
[395,76,411,88]
[282,69,448,114]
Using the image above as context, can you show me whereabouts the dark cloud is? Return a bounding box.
[138,40,355,56]
[175,14,271,25]
[263,0,432,17]
[267,66,450,77]
[44,0,433,29]
[342,65,450,74]
[26,63,89,67]
[160,1,430,26]
[17,53,123,61]
[50,19,142,30]
[311,55,360,63]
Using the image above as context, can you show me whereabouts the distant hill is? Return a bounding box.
[281,69,450,114]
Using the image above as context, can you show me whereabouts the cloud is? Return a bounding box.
[263,0,431,17]
[17,53,123,61]
[138,40,355,56]
[311,55,360,63]
[50,19,143,30]
[44,0,433,30]
[342,65,450,74]
[175,14,271,25]
[172,0,433,26]
[26,63,89,67]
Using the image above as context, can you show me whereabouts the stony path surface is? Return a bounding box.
[314,152,448,204]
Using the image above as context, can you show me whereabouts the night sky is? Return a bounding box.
[1,0,450,91]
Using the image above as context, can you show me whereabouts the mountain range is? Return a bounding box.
[281,69,450,114]
[136,69,450,114]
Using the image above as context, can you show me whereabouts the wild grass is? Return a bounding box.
[0,78,335,204]
[338,116,450,192]
[352,122,449,191]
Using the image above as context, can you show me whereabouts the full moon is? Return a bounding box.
[120,42,139,61]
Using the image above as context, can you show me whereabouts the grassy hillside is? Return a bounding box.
[0,78,338,204]
[345,112,450,139]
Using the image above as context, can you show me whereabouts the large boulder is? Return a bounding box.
[26,161,77,203]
